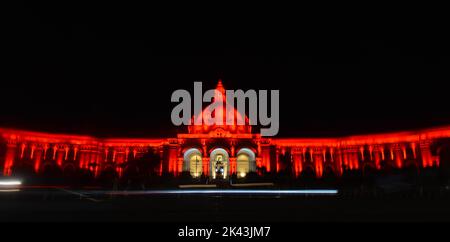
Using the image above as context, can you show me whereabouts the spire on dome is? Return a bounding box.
[214,79,226,101]
[216,79,225,95]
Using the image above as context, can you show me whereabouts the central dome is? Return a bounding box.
[188,80,252,135]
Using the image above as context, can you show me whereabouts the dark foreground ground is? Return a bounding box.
[1,187,450,222]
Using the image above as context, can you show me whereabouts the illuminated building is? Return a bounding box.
[1,81,450,180]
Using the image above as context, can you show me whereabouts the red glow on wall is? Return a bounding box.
[374,150,381,169]
[315,154,323,178]
[1,87,450,179]
[1,124,449,178]
[395,149,403,168]
[293,154,303,177]
[34,149,42,172]
[56,149,64,167]
[3,144,16,176]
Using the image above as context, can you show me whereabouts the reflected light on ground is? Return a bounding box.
[0,180,22,186]
[0,189,20,192]
[106,189,338,196]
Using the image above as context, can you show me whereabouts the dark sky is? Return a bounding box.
[2,3,450,138]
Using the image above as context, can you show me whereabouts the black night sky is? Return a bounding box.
[2,3,450,138]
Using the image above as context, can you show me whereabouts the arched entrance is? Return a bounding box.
[236,148,256,178]
[210,148,229,179]
[183,148,203,178]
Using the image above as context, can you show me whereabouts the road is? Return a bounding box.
[1,187,450,222]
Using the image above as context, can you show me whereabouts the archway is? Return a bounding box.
[236,148,256,178]
[183,148,203,178]
[63,163,76,178]
[300,165,316,181]
[322,166,336,179]
[98,166,118,188]
[210,148,229,179]
[41,163,62,178]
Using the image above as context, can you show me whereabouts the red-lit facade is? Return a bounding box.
[1,82,450,179]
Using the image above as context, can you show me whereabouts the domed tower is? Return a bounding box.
[177,80,260,180]
[187,80,252,136]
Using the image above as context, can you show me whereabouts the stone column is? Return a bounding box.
[292,148,303,177]
[33,145,44,173]
[420,141,433,168]
[314,147,323,178]
[56,145,65,167]
[391,144,403,168]
[3,140,17,176]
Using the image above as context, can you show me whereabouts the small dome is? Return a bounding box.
[188,80,252,134]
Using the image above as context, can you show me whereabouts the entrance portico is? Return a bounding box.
[210,148,229,179]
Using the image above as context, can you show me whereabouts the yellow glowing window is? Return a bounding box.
[189,154,202,177]
[236,154,250,177]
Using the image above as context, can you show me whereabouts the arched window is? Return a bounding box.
[183,148,202,178]
[189,154,202,178]
[236,148,256,178]
[210,148,229,179]
[237,153,250,177]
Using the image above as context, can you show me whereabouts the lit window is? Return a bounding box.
[237,153,250,177]
[189,154,202,177]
